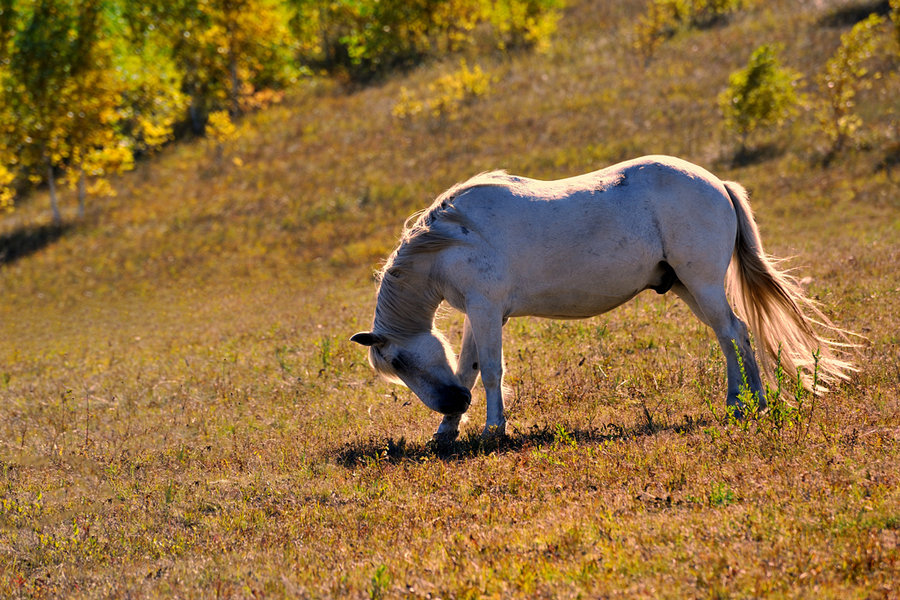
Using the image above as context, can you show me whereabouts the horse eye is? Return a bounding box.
[390,352,410,372]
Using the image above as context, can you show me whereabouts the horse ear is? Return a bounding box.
[350,332,386,347]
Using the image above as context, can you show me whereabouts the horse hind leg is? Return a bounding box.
[672,281,766,416]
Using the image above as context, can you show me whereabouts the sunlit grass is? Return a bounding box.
[1,0,899,597]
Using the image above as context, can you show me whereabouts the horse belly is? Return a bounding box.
[509,236,661,319]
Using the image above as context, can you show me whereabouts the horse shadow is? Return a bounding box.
[335,415,712,467]
[0,222,70,266]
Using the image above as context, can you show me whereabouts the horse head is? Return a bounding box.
[351,330,471,415]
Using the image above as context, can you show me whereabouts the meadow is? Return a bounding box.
[1,0,899,597]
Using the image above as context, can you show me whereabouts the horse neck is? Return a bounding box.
[373,267,442,337]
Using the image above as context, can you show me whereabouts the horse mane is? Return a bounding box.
[372,171,513,338]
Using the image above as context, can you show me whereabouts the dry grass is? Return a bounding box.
[1,0,899,597]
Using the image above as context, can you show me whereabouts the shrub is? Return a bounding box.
[487,0,564,53]
[634,0,745,59]
[392,60,494,121]
[718,44,801,153]
[291,0,564,82]
[816,13,887,156]
[428,59,493,118]
[206,110,239,164]
[391,87,425,120]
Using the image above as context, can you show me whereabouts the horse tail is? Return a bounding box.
[723,181,856,390]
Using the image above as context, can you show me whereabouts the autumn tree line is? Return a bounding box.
[0,0,562,220]
[1,0,897,222]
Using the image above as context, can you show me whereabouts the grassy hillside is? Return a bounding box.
[2,0,899,597]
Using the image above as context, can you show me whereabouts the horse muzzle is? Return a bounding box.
[435,384,471,415]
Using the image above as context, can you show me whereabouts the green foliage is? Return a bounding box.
[634,0,745,59]
[112,33,189,154]
[290,0,563,82]
[368,564,391,600]
[125,0,298,124]
[719,44,801,151]
[708,481,735,506]
[0,0,299,218]
[816,13,887,156]
[710,345,825,450]
[291,0,458,79]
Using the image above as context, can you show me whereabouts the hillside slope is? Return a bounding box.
[1,0,899,597]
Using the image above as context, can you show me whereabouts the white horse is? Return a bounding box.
[352,155,853,440]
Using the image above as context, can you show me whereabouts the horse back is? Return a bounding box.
[435,156,738,317]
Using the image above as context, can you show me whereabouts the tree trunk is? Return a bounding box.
[77,166,86,219]
[189,100,204,135]
[230,57,241,118]
[47,161,61,225]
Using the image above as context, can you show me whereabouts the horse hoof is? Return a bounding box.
[432,430,459,444]
[481,424,507,439]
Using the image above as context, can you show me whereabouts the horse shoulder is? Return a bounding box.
[435,242,511,306]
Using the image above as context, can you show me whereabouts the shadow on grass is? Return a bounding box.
[0,222,70,266]
[878,141,900,175]
[818,0,891,28]
[726,143,784,168]
[336,415,712,467]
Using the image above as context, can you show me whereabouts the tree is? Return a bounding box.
[110,12,188,157]
[125,0,297,132]
[0,1,194,220]
[718,44,801,155]
[59,35,135,218]
[1,0,130,222]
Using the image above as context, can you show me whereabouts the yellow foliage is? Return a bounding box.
[294,0,563,81]
[0,163,13,213]
[394,60,494,121]
[487,0,562,52]
[430,0,488,51]
[207,111,238,144]
[391,87,425,120]
[139,117,177,150]
[429,60,493,118]
[238,83,285,112]
[523,11,561,53]
[86,178,116,198]
[86,144,135,178]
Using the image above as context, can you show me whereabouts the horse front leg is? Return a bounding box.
[434,316,480,442]
[466,300,506,437]
[455,315,480,390]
